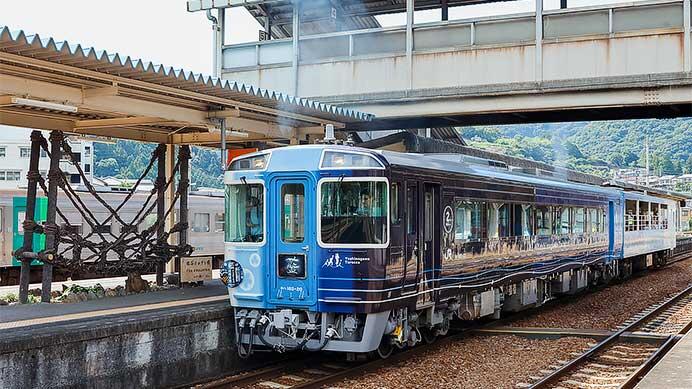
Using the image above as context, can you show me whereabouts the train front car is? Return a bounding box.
[222,146,391,357]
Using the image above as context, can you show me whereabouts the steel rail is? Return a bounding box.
[529,283,692,388]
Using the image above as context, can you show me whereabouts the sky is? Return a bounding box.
[2,0,626,76]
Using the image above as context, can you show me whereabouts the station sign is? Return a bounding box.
[181,256,213,283]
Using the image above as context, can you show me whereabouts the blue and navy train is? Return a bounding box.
[221,144,682,358]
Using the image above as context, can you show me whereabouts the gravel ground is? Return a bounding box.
[508,259,692,330]
[334,335,593,389]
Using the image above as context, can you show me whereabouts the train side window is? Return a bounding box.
[487,203,506,239]
[535,206,552,236]
[390,183,401,225]
[281,183,305,243]
[625,200,637,231]
[557,207,571,235]
[193,213,210,233]
[406,185,417,235]
[651,203,660,228]
[455,200,483,241]
[215,213,225,233]
[640,201,650,229]
[661,204,668,229]
[520,204,534,236]
[573,208,585,234]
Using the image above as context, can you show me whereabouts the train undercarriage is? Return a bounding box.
[234,250,672,359]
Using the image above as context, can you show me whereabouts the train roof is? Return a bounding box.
[233,144,620,197]
[231,144,688,203]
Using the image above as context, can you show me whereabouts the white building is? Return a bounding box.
[0,126,93,190]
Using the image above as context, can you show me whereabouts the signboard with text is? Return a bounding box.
[181,256,213,283]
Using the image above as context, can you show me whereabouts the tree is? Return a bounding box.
[95,158,119,177]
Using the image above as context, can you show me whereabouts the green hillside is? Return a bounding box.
[94,141,222,189]
[459,118,692,183]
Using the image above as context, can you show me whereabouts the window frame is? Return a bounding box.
[316,176,390,249]
[224,179,267,246]
[281,182,306,243]
[0,147,6,158]
[229,152,271,172]
[19,147,31,159]
[192,212,211,233]
[319,149,385,171]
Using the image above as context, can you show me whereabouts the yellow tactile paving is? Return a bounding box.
[0,295,228,330]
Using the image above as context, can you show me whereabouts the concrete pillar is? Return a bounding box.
[535,0,543,83]
[684,0,691,72]
[217,8,225,77]
[42,131,63,303]
[292,1,301,95]
[406,0,415,90]
[156,144,167,286]
[17,131,42,304]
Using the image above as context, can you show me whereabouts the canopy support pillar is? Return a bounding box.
[41,131,63,303]
[17,131,42,304]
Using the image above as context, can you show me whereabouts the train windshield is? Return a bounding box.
[320,180,388,245]
[225,183,264,243]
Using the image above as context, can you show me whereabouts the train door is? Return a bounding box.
[269,176,316,307]
[418,183,440,308]
[402,182,419,296]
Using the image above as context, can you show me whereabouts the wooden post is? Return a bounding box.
[41,131,63,303]
[156,144,166,286]
[17,131,42,304]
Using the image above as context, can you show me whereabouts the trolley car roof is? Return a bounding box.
[0,26,373,146]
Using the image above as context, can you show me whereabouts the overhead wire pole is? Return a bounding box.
[292,0,301,96]
[17,131,42,304]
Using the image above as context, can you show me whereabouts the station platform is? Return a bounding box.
[635,331,692,389]
[0,278,256,389]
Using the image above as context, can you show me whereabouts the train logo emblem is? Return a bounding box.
[322,253,343,268]
[443,206,454,234]
[284,256,302,275]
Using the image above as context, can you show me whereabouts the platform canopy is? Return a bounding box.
[0,26,373,147]
[187,0,515,38]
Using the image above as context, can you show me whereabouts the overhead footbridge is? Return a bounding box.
[205,0,692,129]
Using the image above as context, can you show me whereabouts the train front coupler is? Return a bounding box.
[234,308,339,356]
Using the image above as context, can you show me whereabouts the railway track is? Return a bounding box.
[527,283,692,389]
[192,252,692,389]
[195,327,475,389]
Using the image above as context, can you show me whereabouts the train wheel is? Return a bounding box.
[422,328,438,344]
[374,336,393,359]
